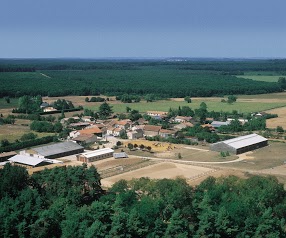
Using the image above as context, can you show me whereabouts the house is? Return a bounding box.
[173,122,194,130]
[174,116,192,123]
[159,129,176,138]
[146,111,167,119]
[80,126,102,137]
[43,107,57,113]
[137,118,148,125]
[106,127,115,136]
[69,122,91,129]
[113,128,125,137]
[40,102,49,109]
[143,125,162,137]
[227,118,248,125]
[127,128,144,139]
[76,148,114,163]
[210,133,268,154]
[115,119,132,130]
[73,134,98,145]
[81,116,94,122]
[69,130,80,139]
[211,121,231,128]
[201,124,215,131]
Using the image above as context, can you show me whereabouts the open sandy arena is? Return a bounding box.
[101,162,215,187]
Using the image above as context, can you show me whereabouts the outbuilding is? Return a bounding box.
[77,148,114,163]
[26,141,84,159]
[210,133,268,154]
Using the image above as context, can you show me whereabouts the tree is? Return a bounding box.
[4,96,10,103]
[184,96,192,103]
[127,143,134,151]
[200,102,207,110]
[126,106,131,113]
[139,144,145,150]
[18,95,32,114]
[227,95,237,104]
[98,102,113,119]
[146,146,152,152]
[85,97,89,102]
[20,133,37,142]
[276,126,284,133]
[116,141,122,147]
[178,153,182,159]
[1,139,10,147]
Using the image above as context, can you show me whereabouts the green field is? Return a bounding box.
[238,75,284,82]
[0,98,18,109]
[85,99,286,114]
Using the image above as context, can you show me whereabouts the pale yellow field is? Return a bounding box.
[265,107,286,128]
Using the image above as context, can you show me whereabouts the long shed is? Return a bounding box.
[77,148,114,163]
[210,133,268,154]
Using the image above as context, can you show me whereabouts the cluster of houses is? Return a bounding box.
[66,111,197,145]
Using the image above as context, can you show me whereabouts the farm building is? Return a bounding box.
[77,148,114,163]
[211,121,231,128]
[113,152,128,159]
[210,133,268,154]
[144,125,162,137]
[25,141,84,159]
[73,134,98,145]
[8,155,63,167]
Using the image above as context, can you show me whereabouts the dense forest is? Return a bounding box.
[0,163,286,238]
[0,59,284,98]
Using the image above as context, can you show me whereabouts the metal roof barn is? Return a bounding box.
[32,141,84,159]
[210,133,268,154]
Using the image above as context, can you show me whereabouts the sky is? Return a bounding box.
[1,0,286,58]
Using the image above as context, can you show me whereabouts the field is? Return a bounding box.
[238,75,284,82]
[265,107,286,128]
[83,98,286,114]
[0,98,18,110]
[101,162,215,188]
[0,119,55,143]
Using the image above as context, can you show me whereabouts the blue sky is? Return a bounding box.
[1,0,286,58]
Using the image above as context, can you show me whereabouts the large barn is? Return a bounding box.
[210,133,268,154]
[25,141,84,159]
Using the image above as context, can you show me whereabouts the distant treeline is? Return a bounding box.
[0,59,285,98]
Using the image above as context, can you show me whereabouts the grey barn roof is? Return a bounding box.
[219,133,267,149]
[33,141,84,157]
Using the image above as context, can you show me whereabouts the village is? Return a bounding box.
[1,96,285,188]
